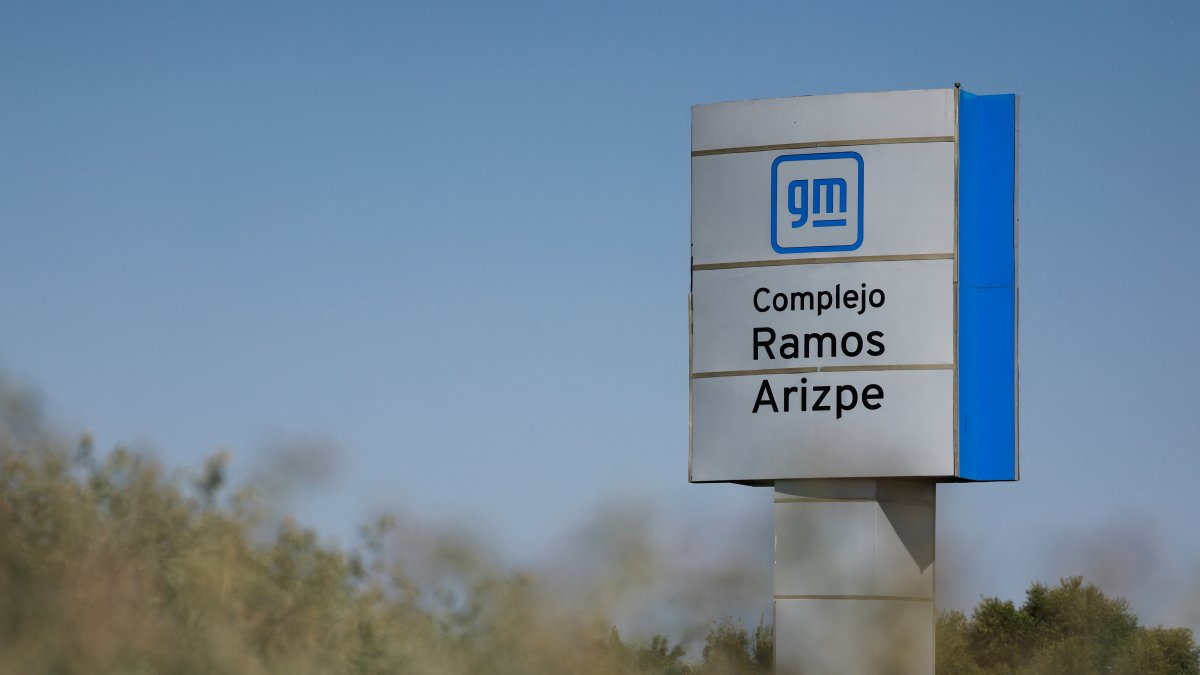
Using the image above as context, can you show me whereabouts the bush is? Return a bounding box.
[0,375,770,675]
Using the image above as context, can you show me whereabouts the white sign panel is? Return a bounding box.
[691,89,955,153]
[692,260,953,374]
[692,142,956,266]
[691,370,953,481]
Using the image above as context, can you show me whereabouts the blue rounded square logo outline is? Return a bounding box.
[770,151,865,254]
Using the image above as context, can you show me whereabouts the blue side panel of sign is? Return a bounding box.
[958,91,1018,481]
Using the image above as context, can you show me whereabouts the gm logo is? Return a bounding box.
[771,151,864,254]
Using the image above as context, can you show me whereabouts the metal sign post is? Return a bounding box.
[689,87,1018,674]
[774,480,935,673]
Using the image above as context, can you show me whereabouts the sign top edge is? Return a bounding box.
[690,87,956,112]
[691,88,957,153]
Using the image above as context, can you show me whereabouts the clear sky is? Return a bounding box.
[3,0,1200,631]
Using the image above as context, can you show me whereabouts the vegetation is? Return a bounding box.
[1,375,1197,674]
[0,376,769,675]
[937,577,1200,674]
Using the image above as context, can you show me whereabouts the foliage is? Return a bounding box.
[0,375,768,675]
[3,374,1198,675]
[938,577,1200,675]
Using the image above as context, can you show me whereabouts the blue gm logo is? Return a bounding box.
[771,151,864,254]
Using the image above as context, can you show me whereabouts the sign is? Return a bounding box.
[689,87,1018,483]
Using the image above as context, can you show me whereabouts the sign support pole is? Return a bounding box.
[773,479,936,674]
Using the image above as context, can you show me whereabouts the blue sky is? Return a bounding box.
[3,0,1200,628]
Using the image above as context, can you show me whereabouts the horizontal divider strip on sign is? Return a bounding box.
[692,252,954,272]
[773,595,934,602]
[691,135,954,157]
[691,363,954,379]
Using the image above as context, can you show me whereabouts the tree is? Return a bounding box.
[698,617,772,674]
[938,577,1200,675]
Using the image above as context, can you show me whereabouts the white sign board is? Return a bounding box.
[689,88,1018,483]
